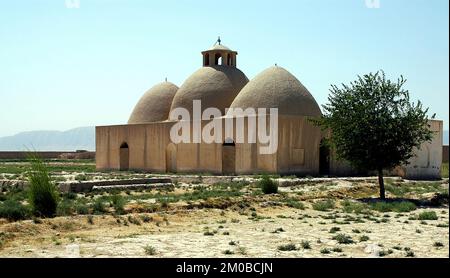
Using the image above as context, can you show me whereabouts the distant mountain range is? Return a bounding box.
[0,127,448,151]
[0,127,95,151]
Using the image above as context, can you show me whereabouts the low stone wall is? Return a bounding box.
[0,151,95,160]
[59,178,172,193]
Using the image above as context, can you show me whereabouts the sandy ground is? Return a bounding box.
[0,203,448,258]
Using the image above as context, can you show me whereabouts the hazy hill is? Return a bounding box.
[0,127,447,151]
[0,127,95,151]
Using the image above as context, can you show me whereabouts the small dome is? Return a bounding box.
[229,66,321,117]
[208,44,231,51]
[170,65,248,116]
[128,81,179,124]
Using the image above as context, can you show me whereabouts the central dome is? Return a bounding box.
[170,65,248,116]
[229,66,322,117]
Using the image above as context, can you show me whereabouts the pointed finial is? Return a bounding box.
[165,77,167,82]
[217,36,221,45]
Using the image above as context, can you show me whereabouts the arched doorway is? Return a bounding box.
[119,142,129,171]
[166,143,177,173]
[222,138,235,175]
[319,139,330,176]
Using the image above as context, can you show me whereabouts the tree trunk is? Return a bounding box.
[378,168,385,200]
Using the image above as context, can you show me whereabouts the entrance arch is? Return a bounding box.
[119,142,129,171]
[222,138,235,175]
[166,143,177,173]
[319,139,330,176]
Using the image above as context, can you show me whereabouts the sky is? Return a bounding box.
[0,0,448,137]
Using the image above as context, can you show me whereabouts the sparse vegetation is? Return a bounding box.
[312,200,335,211]
[359,235,370,242]
[144,245,156,255]
[301,240,311,249]
[0,200,30,221]
[417,211,438,220]
[332,234,354,244]
[277,243,297,251]
[369,201,416,213]
[259,175,278,194]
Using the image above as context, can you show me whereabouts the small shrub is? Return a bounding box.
[259,175,278,194]
[229,241,237,246]
[417,211,438,220]
[332,234,354,244]
[127,215,141,225]
[0,200,30,221]
[312,200,335,211]
[301,240,311,249]
[144,245,156,255]
[92,199,106,214]
[433,241,444,247]
[237,246,247,255]
[75,204,89,215]
[320,248,331,254]
[111,195,126,215]
[329,227,340,233]
[27,154,59,217]
[271,227,285,233]
[332,247,343,253]
[405,250,415,257]
[57,200,74,216]
[223,249,234,255]
[140,214,152,223]
[277,243,297,251]
[359,235,370,242]
[378,250,389,257]
[204,231,214,236]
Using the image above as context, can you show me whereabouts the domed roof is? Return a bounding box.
[229,66,322,117]
[128,81,179,124]
[170,65,248,116]
[208,44,231,51]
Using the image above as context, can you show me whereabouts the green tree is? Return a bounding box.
[314,71,434,199]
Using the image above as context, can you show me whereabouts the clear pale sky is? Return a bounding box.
[0,0,448,137]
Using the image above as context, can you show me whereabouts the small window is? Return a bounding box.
[204,53,210,66]
[215,53,222,65]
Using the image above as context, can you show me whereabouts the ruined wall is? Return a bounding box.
[400,120,443,180]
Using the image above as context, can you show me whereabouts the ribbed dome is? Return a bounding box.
[128,81,179,124]
[170,65,248,116]
[229,66,321,117]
